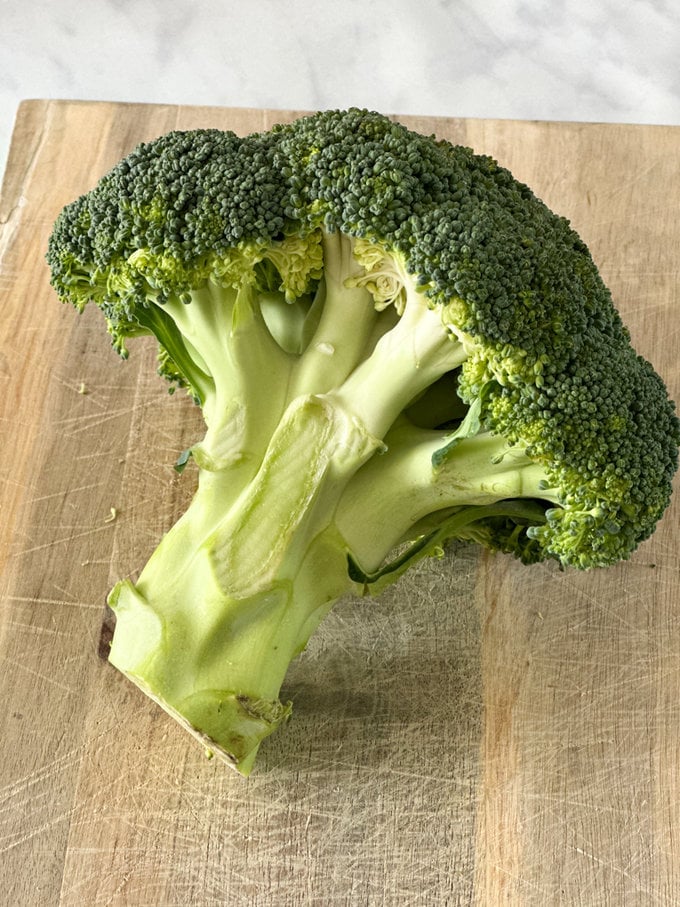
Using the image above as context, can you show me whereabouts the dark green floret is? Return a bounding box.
[47,108,680,773]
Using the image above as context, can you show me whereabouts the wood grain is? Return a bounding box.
[0,101,678,906]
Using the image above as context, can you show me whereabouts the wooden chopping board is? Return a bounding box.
[1,101,679,906]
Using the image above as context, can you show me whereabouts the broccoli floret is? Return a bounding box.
[47,108,680,774]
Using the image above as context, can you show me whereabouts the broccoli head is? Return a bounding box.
[47,108,680,773]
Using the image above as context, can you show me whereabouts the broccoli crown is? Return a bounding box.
[47,108,680,568]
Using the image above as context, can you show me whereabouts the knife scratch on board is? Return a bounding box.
[2,656,77,694]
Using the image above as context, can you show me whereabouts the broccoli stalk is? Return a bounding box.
[108,228,552,773]
[47,109,679,773]
[108,394,375,775]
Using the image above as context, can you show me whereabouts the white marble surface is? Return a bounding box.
[1,0,680,175]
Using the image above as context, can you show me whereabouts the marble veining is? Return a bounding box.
[1,0,680,173]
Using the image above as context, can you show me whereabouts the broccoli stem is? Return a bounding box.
[336,421,561,573]
[108,392,381,774]
[287,230,379,397]
[108,537,346,775]
[104,229,560,772]
[329,275,467,438]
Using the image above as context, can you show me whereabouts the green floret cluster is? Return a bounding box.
[47,108,680,772]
